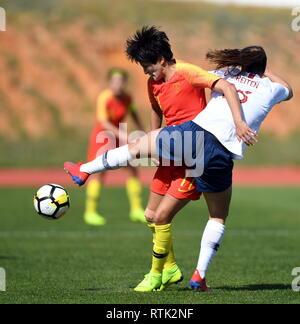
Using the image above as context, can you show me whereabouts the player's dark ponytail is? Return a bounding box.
[206,46,267,76]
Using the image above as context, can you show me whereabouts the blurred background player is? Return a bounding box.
[85,68,146,226]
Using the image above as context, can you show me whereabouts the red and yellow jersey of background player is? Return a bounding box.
[96,89,135,129]
[148,61,220,126]
[87,89,135,161]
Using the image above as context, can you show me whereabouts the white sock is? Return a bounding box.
[196,220,225,279]
[80,145,133,174]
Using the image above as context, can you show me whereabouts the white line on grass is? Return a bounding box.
[0,229,299,239]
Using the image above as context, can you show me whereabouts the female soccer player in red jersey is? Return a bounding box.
[84,68,146,226]
[125,27,255,292]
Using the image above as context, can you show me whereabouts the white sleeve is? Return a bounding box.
[270,82,290,105]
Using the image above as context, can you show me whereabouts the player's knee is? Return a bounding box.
[153,209,169,225]
[144,208,155,222]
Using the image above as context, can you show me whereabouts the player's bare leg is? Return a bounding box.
[204,187,232,225]
[144,191,165,223]
[152,194,190,225]
[128,129,161,159]
[190,187,232,291]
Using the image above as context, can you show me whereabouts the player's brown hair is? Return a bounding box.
[206,46,267,76]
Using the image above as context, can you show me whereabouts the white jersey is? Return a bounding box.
[193,69,290,160]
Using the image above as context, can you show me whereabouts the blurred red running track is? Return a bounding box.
[1,167,300,188]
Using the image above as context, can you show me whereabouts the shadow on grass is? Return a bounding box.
[216,284,291,291]
[84,286,190,292]
[82,284,291,293]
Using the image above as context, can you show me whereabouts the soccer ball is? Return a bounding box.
[33,184,70,220]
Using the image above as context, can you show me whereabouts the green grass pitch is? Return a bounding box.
[0,187,299,304]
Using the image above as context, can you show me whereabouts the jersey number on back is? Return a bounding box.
[237,90,252,104]
[222,90,252,104]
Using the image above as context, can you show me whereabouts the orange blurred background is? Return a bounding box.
[0,0,299,166]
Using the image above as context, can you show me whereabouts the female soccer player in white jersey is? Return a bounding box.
[65,46,293,292]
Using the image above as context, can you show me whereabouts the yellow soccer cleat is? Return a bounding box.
[84,212,107,226]
[158,265,184,291]
[134,272,162,292]
[129,209,147,224]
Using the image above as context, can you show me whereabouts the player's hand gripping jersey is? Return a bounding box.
[149,62,220,200]
[193,69,290,159]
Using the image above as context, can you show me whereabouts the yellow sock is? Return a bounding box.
[148,223,176,270]
[151,224,172,274]
[164,242,176,270]
[126,177,143,212]
[148,223,156,244]
[85,179,101,214]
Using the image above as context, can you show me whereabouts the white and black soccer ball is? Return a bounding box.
[34,184,70,220]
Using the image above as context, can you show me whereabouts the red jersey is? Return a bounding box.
[96,89,134,128]
[148,61,220,126]
[87,89,135,161]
